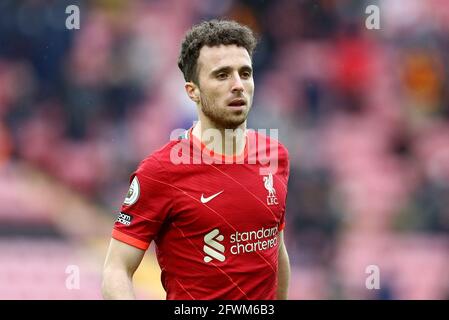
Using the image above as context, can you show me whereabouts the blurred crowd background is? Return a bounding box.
[0,0,448,299]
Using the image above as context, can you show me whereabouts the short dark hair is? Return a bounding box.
[178,19,258,84]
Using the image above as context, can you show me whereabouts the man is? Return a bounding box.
[102,19,290,300]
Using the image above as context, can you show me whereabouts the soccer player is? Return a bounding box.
[102,19,291,300]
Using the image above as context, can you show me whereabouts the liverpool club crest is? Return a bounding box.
[263,173,278,205]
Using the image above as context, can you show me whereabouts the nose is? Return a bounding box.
[231,74,244,93]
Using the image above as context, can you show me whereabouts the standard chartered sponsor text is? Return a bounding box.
[230,226,278,254]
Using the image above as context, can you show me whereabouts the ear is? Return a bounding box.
[185,82,200,103]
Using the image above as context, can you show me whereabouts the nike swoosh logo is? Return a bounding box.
[200,190,224,204]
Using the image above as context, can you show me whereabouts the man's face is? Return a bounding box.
[195,44,254,129]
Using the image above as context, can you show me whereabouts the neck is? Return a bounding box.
[192,118,247,157]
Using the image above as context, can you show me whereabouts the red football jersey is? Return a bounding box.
[112,128,290,300]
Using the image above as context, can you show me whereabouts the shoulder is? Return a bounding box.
[133,140,174,175]
[135,135,191,176]
[249,129,290,161]
[247,129,290,178]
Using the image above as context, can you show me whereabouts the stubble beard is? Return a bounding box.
[200,93,250,130]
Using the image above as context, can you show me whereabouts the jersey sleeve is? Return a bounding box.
[112,156,174,250]
[278,145,290,232]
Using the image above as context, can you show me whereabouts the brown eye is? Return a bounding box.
[241,71,251,79]
[217,73,228,80]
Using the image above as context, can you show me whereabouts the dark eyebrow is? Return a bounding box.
[211,66,232,76]
[240,65,253,73]
[211,65,253,76]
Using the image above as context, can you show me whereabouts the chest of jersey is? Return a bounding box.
[162,163,287,243]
